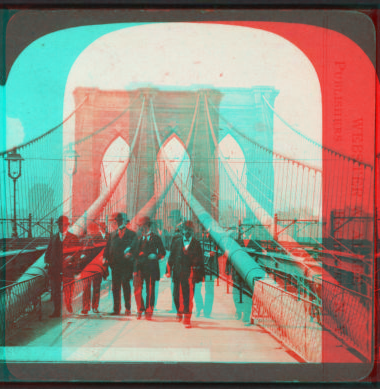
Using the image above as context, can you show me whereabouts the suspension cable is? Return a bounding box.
[262,95,373,169]
[0,96,89,157]
[208,97,322,174]
[67,94,140,149]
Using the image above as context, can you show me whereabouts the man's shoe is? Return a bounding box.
[176,314,183,322]
[92,308,100,314]
[195,310,202,318]
[81,310,88,315]
[125,310,131,316]
[49,312,61,318]
[110,311,120,315]
[145,313,152,321]
[137,312,142,320]
[183,319,192,328]
[234,312,242,320]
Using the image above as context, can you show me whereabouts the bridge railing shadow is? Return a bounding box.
[251,280,322,363]
[0,275,48,345]
[322,280,371,361]
[202,236,371,363]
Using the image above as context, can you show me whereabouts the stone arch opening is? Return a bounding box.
[100,136,130,224]
[155,134,192,232]
[219,133,247,227]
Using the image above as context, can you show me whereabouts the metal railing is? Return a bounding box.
[2,236,373,364]
[251,279,322,362]
[250,277,372,363]
[203,237,372,363]
[322,280,372,361]
[0,275,48,344]
[0,216,55,239]
[202,240,323,362]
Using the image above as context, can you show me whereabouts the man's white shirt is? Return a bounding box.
[183,237,192,250]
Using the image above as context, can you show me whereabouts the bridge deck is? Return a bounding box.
[5,271,300,363]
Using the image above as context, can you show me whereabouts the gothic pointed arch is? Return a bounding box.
[219,133,247,227]
[155,133,192,232]
[100,136,130,223]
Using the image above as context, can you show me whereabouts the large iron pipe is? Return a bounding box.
[16,154,132,286]
[149,96,266,288]
[217,138,342,287]
[203,97,334,285]
[174,185,267,289]
[15,97,147,286]
[6,157,131,329]
[218,156,341,285]
[73,167,182,278]
[9,149,134,330]
[153,149,267,289]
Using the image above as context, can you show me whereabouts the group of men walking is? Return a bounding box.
[104,213,166,321]
[45,212,206,328]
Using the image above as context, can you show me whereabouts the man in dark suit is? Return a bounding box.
[104,212,136,315]
[44,215,80,318]
[132,216,166,320]
[167,220,204,328]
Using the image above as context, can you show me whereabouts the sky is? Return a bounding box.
[2,22,323,226]
[3,23,140,152]
[62,23,322,167]
[3,22,322,167]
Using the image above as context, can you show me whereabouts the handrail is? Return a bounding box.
[1,274,48,343]
[204,242,371,362]
[202,242,319,306]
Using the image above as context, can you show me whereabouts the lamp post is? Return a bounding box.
[6,150,24,238]
[64,146,79,222]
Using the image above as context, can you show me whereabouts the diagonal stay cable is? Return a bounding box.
[208,98,322,174]
[74,96,146,227]
[204,95,286,263]
[67,94,140,149]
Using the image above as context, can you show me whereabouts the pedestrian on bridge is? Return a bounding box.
[226,258,250,322]
[80,262,109,315]
[103,212,136,316]
[44,215,80,318]
[194,232,219,318]
[132,216,166,320]
[167,221,204,328]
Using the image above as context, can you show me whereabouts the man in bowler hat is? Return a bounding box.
[167,220,204,328]
[104,212,136,315]
[132,216,166,320]
[44,215,80,317]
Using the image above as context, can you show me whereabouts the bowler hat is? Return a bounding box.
[183,220,194,230]
[56,215,69,225]
[113,212,127,221]
[139,216,151,227]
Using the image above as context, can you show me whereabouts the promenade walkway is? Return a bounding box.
[4,276,299,364]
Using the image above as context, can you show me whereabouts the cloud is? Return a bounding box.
[6,117,25,149]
